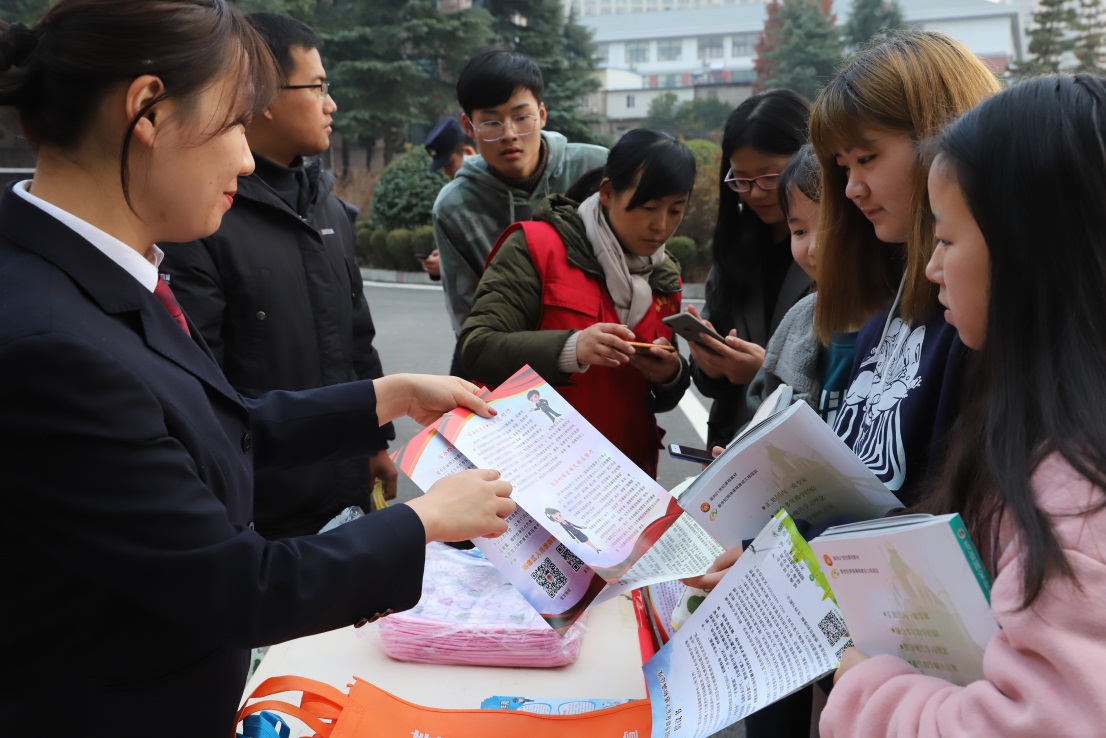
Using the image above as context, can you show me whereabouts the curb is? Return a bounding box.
[360,268,705,299]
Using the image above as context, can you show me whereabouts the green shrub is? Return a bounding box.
[666,236,698,278]
[369,227,392,269]
[354,221,374,265]
[386,228,420,271]
[679,138,722,252]
[369,147,447,232]
[411,225,436,259]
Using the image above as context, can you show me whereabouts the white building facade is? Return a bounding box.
[582,0,1023,136]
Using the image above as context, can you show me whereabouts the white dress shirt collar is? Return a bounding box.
[13,180,164,293]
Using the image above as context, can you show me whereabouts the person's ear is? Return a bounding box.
[537,102,547,129]
[461,114,476,139]
[598,177,614,208]
[128,75,168,148]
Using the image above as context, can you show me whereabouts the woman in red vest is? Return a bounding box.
[460,129,696,477]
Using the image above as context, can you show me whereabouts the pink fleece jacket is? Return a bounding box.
[821,454,1106,738]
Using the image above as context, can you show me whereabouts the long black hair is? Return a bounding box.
[923,74,1106,608]
[711,89,809,295]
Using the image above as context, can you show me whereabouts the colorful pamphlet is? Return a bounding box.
[810,513,998,685]
[643,511,999,737]
[643,510,848,738]
[393,366,721,633]
[679,401,904,549]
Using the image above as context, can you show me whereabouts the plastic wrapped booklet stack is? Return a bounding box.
[371,542,588,668]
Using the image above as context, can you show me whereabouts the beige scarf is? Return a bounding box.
[577,192,664,329]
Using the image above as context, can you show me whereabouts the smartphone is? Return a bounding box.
[662,312,726,349]
[628,341,677,355]
[668,443,715,464]
[413,252,431,260]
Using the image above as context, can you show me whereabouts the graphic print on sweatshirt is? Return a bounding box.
[832,317,925,491]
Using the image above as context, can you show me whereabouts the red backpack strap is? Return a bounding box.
[485,220,562,272]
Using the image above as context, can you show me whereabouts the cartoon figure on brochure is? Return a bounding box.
[527,390,562,423]
[545,508,602,553]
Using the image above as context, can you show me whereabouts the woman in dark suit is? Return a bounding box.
[0,2,514,735]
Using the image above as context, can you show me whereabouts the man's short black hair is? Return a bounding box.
[247,12,321,81]
[456,48,543,118]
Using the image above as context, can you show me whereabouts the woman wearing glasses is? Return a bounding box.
[685,89,812,450]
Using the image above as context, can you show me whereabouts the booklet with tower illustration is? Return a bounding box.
[642,511,999,738]
[810,512,998,685]
[679,400,904,549]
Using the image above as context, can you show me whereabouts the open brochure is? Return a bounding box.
[393,366,723,633]
[680,400,903,549]
[810,513,998,685]
[643,510,847,738]
[643,511,999,737]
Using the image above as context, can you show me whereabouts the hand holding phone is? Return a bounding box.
[668,443,715,464]
[662,312,726,350]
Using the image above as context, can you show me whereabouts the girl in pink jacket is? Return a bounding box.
[823,74,1106,738]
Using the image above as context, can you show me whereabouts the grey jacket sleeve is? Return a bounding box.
[746,293,821,417]
[433,207,484,336]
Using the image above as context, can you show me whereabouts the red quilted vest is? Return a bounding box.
[491,220,681,477]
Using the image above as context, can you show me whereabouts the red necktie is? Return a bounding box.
[154,275,191,338]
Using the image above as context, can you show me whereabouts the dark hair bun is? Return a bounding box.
[0,22,40,72]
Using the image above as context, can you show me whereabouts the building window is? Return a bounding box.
[658,73,680,88]
[627,94,636,108]
[657,39,682,62]
[731,33,758,58]
[626,42,649,64]
[698,36,724,61]
[595,43,609,65]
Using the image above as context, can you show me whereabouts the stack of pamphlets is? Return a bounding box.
[393,371,998,736]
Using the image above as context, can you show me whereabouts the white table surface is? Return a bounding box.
[240,594,648,734]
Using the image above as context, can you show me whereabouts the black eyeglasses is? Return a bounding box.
[724,168,780,193]
[281,82,331,99]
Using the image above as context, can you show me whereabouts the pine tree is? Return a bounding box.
[1073,0,1106,73]
[320,0,495,165]
[484,0,603,144]
[752,0,784,93]
[758,0,843,101]
[1016,0,1076,76]
[843,0,906,49]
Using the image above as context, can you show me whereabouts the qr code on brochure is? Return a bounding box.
[835,639,856,661]
[532,557,568,598]
[556,542,585,572]
[818,610,850,645]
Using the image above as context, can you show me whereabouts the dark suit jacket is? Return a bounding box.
[162,159,394,537]
[0,187,426,737]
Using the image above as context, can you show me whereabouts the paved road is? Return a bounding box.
[366,281,747,738]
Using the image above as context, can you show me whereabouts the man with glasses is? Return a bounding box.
[431,49,608,375]
[161,12,397,539]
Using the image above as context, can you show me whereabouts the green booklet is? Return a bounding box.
[810,513,998,685]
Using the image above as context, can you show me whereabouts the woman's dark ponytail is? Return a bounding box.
[0,21,43,105]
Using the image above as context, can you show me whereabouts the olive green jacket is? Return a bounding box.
[459,195,689,414]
